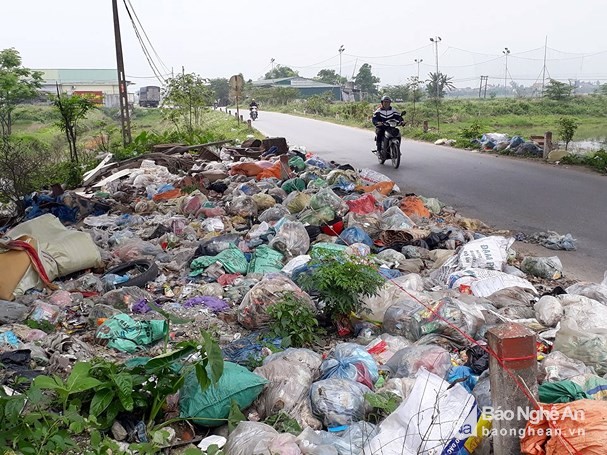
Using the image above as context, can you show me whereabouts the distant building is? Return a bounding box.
[35,69,134,107]
[252,77,342,99]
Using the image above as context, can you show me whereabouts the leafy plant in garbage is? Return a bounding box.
[364,391,402,424]
[129,331,224,431]
[146,299,191,353]
[33,362,102,413]
[0,380,84,454]
[266,291,325,348]
[298,252,384,323]
[264,411,302,435]
[458,119,485,141]
[25,318,56,334]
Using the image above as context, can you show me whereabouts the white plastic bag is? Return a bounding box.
[365,368,476,455]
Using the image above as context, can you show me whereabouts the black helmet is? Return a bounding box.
[381,95,392,102]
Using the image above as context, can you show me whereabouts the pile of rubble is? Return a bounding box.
[1,135,607,454]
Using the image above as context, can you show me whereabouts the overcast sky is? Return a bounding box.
[3,0,606,89]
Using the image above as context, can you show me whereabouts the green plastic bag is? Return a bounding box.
[281,178,306,194]
[179,362,268,427]
[539,380,590,403]
[310,242,347,259]
[95,314,167,353]
[288,156,306,172]
[247,245,284,274]
[190,246,248,276]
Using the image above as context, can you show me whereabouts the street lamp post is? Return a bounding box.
[338,45,345,101]
[430,36,442,131]
[503,47,510,97]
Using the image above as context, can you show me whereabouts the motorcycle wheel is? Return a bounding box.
[390,142,401,169]
[377,148,385,165]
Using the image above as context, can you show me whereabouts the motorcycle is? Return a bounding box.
[249,106,258,120]
[376,119,402,169]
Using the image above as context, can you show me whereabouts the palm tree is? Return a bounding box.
[426,72,455,99]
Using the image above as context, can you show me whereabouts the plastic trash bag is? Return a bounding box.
[521,256,563,279]
[269,221,310,258]
[309,379,371,428]
[336,227,373,247]
[285,192,312,214]
[344,212,382,238]
[446,366,478,393]
[534,295,564,327]
[297,422,378,455]
[346,194,380,215]
[298,206,336,226]
[228,195,258,218]
[113,239,163,262]
[375,249,408,270]
[259,205,291,223]
[263,348,323,376]
[238,274,313,330]
[380,207,415,231]
[365,368,476,455]
[248,245,285,274]
[190,246,248,276]
[253,359,314,421]
[224,422,278,455]
[195,234,242,257]
[310,188,348,216]
[360,274,426,324]
[473,371,491,408]
[95,314,167,353]
[566,271,607,305]
[382,298,424,338]
[366,333,412,365]
[100,286,155,310]
[179,362,268,427]
[382,344,452,379]
[554,317,607,375]
[540,351,595,382]
[386,297,484,346]
[252,193,277,211]
[319,343,379,389]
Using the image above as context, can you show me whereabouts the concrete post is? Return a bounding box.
[247,119,252,130]
[543,131,553,159]
[423,120,429,133]
[228,110,231,115]
[487,323,538,455]
[240,114,244,122]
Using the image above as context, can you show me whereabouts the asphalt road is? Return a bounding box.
[245,109,607,283]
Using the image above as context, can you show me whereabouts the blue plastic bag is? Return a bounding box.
[446,366,479,393]
[320,343,379,389]
[336,226,373,247]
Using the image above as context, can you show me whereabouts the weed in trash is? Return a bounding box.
[264,411,303,435]
[266,291,325,348]
[298,252,384,325]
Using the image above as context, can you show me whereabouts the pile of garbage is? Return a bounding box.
[476,133,543,156]
[434,133,545,156]
[1,136,606,454]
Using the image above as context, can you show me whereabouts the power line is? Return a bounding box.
[121,0,165,85]
[126,0,170,75]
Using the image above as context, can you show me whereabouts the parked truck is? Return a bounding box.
[139,86,160,108]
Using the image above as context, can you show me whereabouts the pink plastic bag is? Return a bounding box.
[346,193,381,215]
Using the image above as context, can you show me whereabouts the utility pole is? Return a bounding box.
[503,47,511,97]
[338,45,345,102]
[430,36,442,132]
[479,76,489,98]
[270,58,275,75]
[541,36,548,97]
[412,58,423,126]
[112,0,131,146]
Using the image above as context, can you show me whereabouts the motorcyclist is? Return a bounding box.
[372,95,404,153]
[249,99,258,109]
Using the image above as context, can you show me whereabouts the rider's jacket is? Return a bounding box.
[372,106,403,127]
